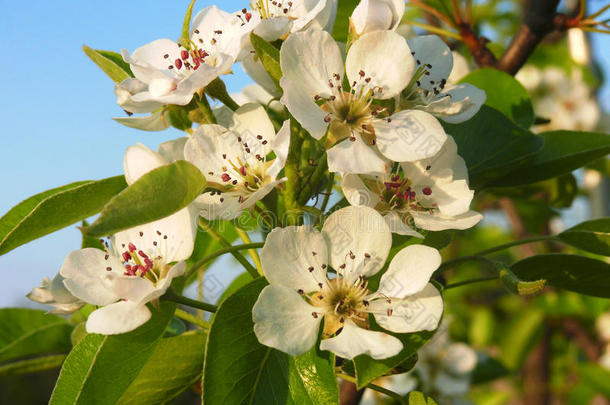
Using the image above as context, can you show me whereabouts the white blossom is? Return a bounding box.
[252,206,443,359]
[350,0,405,37]
[185,103,290,220]
[402,35,486,124]
[342,136,482,236]
[280,29,449,174]
[27,273,84,315]
[120,6,250,106]
[58,144,197,335]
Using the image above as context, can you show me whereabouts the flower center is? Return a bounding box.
[249,0,295,19]
[315,71,387,146]
[368,172,435,216]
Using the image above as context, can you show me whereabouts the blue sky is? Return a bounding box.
[0,0,608,307]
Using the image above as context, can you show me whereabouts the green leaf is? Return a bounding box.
[331,0,360,42]
[460,68,534,128]
[164,105,193,131]
[82,45,132,82]
[558,218,610,256]
[84,161,205,237]
[511,254,610,298]
[116,331,206,405]
[578,364,610,398]
[203,278,339,405]
[0,309,73,363]
[216,271,254,304]
[0,176,127,256]
[0,354,66,376]
[49,302,176,405]
[180,0,197,47]
[406,391,438,404]
[250,33,282,88]
[353,285,441,388]
[442,106,543,189]
[471,354,509,384]
[490,130,610,187]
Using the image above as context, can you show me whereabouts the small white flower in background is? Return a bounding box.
[596,312,610,343]
[252,206,443,360]
[342,136,482,236]
[185,103,290,221]
[59,144,197,335]
[280,29,448,174]
[416,321,477,401]
[402,35,486,124]
[120,6,249,106]
[516,65,600,132]
[27,273,84,315]
[350,0,404,37]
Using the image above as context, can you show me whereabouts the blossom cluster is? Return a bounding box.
[29,0,486,362]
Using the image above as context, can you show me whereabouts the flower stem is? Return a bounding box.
[336,373,407,404]
[235,227,263,275]
[185,240,264,280]
[197,219,261,279]
[473,235,555,257]
[163,289,218,313]
[444,275,499,290]
[175,308,210,329]
[436,255,497,273]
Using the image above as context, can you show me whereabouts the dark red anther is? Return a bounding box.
[138,250,149,259]
[245,12,252,21]
[128,243,137,253]
[174,59,182,69]
[221,173,231,182]
[181,50,189,60]
[422,187,432,195]
[391,175,401,182]
[410,191,416,199]
[239,166,246,176]
[122,252,132,262]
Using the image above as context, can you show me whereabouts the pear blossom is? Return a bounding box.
[120,6,249,107]
[236,0,337,42]
[112,78,169,132]
[415,321,477,402]
[27,273,84,315]
[516,66,600,132]
[280,29,449,174]
[252,206,443,359]
[401,35,486,124]
[341,136,482,236]
[350,0,405,37]
[59,145,197,335]
[184,103,290,220]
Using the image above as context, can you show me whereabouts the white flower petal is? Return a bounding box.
[327,136,390,174]
[124,39,180,83]
[375,110,447,162]
[280,77,329,140]
[254,17,293,41]
[253,285,322,356]
[86,301,152,335]
[102,272,157,304]
[346,31,413,99]
[407,35,453,91]
[443,342,478,374]
[114,78,162,114]
[322,206,391,279]
[158,137,187,162]
[267,120,291,179]
[123,143,167,185]
[433,83,486,124]
[240,179,285,210]
[378,245,441,298]
[291,0,334,32]
[191,6,248,60]
[448,51,470,83]
[185,124,245,184]
[112,206,197,264]
[139,262,186,304]
[341,174,379,207]
[432,179,474,216]
[351,0,405,35]
[373,283,443,333]
[113,112,169,132]
[194,192,242,221]
[411,210,482,231]
[261,226,329,293]
[280,29,344,98]
[319,320,403,359]
[60,248,121,306]
[228,103,276,156]
[383,211,424,238]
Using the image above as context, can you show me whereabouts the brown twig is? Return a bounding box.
[340,380,364,405]
[561,318,603,362]
[522,324,551,405]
